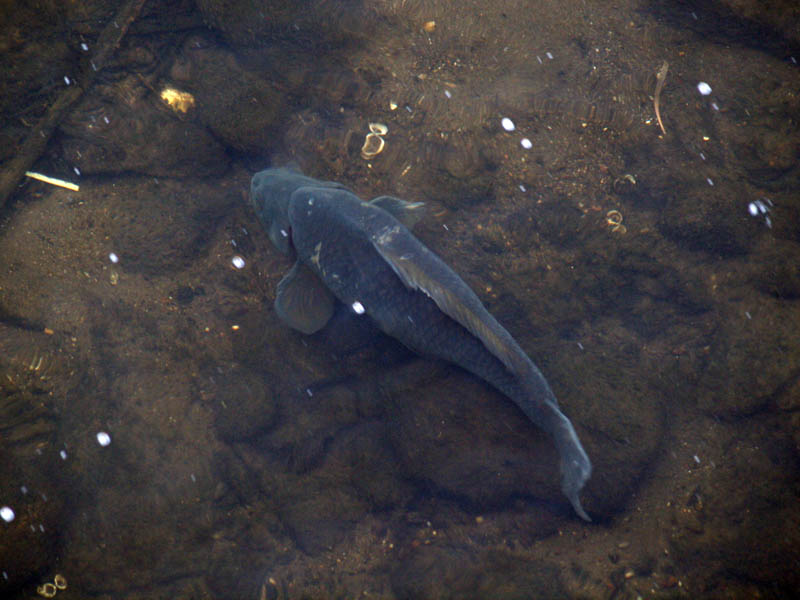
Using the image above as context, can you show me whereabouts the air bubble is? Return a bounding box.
[697,82,712,96]
[231,255,245,269]
[520,137,532,149]
[352,301,365,314]
[501,117,515,132]
[96,431,111,446]
[0,506,14,522]
[109,252,119,263]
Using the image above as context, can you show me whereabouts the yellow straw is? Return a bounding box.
[25,171,79,191]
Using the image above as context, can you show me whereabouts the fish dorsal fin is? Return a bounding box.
[369,196,426,229]
[274,261,335,334]
[370,225,522,375]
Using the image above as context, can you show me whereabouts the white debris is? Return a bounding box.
[545,51,554,60]
[697,82,712,96]
[0,506,14,522]
[109,252,119,263]
[81,43,89,51]
[231,255,245,269]
[444,89,452,98]
[59,450,67,460]
[748,202,758,216]
[520,137,532,149]
[501,117,515,132]
[352,301,365,314]
[64,76,71,85]
[96,431,111,446]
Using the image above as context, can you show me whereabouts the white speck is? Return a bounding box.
[697,82,712,96]
[20,486,28,494]
[442,224,449,231]
[577,342,584,350]
[352,301,365,314]
[765,215,772,228]
[501,117,515,132]
[536,55,542,64]
[39,524,44,532]
[745,311,752,320]
[96,431,111,446]
[755,200,767,214]
[91,60,97,71]
[103,116,109,124]
[0,506,14,522]
[699,152,706,160]
[190,473,196,482]
[748,203,758,216]
[73,166,81,176]
[545,51,554,60]
[706,178,713,186]
[711,102,719,111]
[81,43,89,51]
[520,137,532,149]
[109,252,119,263]
[444,89,452,98]
[306,388,313,397]
[308,198,314,205]
[280,229,288,237]
[231,255,245,269]
[691,11,698,19]
[693,454,700,464]
[59,450,67,460]
[64,76,71,85]
[519,184,526,192]
[2,571,7,580]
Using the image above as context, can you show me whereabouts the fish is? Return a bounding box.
[250,167,592,520]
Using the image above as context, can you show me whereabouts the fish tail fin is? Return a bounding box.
[553,416,592,521]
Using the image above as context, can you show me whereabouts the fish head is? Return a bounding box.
[250,167,351,254]
[250,167,299,254]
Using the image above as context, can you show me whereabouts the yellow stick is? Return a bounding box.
[25,171,80,191]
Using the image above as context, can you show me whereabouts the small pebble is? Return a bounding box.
[520,137,532,149]
[501,117,515,132]
[697,82,712,96]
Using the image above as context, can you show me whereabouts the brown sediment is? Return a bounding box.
[654,60,669,135]
[0,0,147,210]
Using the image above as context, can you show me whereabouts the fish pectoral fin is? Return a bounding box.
[274,261,335,334]
[369,196,426,229]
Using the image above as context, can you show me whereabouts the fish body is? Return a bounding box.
[250,167,592,520]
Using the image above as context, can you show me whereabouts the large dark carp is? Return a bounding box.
[250,167,592,520]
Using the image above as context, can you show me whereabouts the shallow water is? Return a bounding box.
[1,0,799,598]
